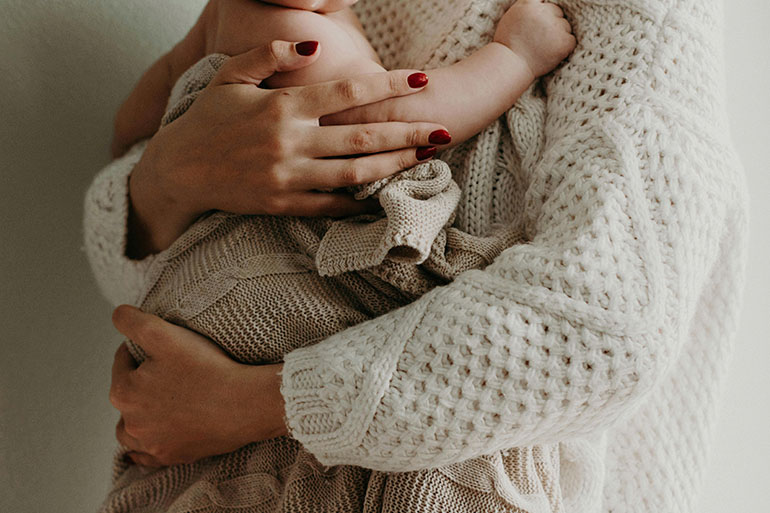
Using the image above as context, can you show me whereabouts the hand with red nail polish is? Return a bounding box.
[125,48,446,256]
[115,0,575,256]
[112,0,381,157]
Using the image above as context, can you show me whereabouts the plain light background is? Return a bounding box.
[0,0,767,511]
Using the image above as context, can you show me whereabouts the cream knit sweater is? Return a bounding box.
[84,0,749,511]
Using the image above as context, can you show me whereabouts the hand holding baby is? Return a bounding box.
[494,0,576,79]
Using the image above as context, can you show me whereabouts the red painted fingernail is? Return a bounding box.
[295,41,319,56]
[428,129,452,145]
[416,146,437,161]
[408,72,429,88]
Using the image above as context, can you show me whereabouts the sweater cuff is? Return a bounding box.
[83,140,157,306]
[280,293,434,466]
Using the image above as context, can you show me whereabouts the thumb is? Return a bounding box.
[211,40,320,87]
[111,305,172,356]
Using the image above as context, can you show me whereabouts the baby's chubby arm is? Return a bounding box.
[324,0,576,147]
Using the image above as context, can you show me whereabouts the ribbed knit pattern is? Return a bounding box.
[83,1,748,512]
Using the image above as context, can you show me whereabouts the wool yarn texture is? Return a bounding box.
[84,0,749,512]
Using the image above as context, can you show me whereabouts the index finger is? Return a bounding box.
[295,69,429,119]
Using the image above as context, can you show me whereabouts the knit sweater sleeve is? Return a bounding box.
[281,0,745,471]
[83,140,157,306]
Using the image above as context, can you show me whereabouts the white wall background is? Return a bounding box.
[0,0,767,511]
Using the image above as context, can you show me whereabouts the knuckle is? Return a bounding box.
[407,127,422,147]
[266,195,289,214]
[266,91,294,119]
[267,40,283,66]
[349,128,376,154]
[335,79,365,103]
[265,165,291,192]
[340,160,364,185]
[265,135,291,162]
[396,151,412,171]
[389,72,404,94]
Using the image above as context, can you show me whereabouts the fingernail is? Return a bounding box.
[428,129,452,145]
[295,41,319,56]
[416,146,437,161]
[408,72,429,88]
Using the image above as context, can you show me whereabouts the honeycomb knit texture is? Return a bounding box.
[83,0,749,512]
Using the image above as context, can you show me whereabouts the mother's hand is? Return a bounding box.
[128,40,444,257]
[109,305,286,467]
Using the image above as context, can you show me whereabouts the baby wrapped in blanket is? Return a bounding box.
[104,1,575,512]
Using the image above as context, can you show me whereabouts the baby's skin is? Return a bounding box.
[113,0,575,160]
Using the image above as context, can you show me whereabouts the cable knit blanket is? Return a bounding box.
[86,0,750,512]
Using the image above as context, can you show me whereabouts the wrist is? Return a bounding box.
[239,363,289,442]
[489,41,537,84]
[126,137,200,258]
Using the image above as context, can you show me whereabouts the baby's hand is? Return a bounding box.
[494,0,576,78]
[261,0,358,12]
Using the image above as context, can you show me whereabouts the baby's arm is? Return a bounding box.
[324,0,576,147]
